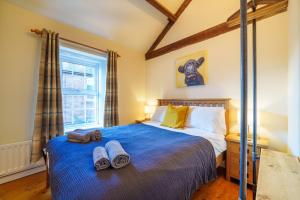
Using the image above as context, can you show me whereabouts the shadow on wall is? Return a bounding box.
[229,104,288,152]
[118,86,145,125]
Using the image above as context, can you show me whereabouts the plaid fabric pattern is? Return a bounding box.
[104,50,119,127]
[31,29,64,162]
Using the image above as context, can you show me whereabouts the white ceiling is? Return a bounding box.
[6,0,243,53]
[6,0,185,52]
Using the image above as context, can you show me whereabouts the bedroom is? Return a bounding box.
[0,0,299,200]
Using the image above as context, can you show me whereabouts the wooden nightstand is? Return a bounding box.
[135,118,149,124]
[226,133,269,185]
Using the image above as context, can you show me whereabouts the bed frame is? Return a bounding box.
[44,98,230,189]
[157,98,231,168]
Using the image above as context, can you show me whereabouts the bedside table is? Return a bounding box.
[135,118,149,124]
[225,133,269,185]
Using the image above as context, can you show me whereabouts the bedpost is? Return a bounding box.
[239,0,248,199]
[252,0,258,198]
[42,148,50,190]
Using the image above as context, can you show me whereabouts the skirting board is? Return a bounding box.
[0,165,46,184]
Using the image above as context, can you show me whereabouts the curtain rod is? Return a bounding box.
[30,29,120,58]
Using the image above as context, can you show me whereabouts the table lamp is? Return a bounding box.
[237,109,261,137]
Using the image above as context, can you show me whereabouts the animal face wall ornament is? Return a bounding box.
[176,51,208,88]
[178,57,205,86]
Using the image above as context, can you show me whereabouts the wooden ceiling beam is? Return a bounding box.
[174,0,193,18]
[227,0,285,22]
[145,22,234,60]
[227,0,288,27]
[147,20,175,53]
[145,0,288,60]
[146,0,176,21]
[146,0,192,53]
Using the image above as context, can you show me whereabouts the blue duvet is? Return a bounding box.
[47,124,217,200]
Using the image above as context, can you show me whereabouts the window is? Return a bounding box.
[60,45,107,131]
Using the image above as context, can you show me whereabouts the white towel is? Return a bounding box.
[105,140,130,169]
[93,147,110,171]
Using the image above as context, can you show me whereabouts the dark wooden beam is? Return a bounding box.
[145,0,176,21]
[145,22,237,60]
[146,0,192,53]
[145,1,287,60]
[147,20,175,53]
[227,0,288,27]
[174,0,193,18]
[227,0,285,21]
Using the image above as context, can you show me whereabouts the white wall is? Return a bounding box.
[146,1,288,151]
[0,0,292,153]
[0,1,146,145]
[288,0,300,156]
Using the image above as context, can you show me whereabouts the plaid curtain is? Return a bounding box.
[31,29,64,162]
[104,50,119,127]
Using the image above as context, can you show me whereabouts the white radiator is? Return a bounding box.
[0,141,45,181]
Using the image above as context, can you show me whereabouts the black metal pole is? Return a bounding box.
[239,0,248,200]
[252,0,258,199]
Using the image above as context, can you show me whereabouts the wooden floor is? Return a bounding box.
[0,170,253,200]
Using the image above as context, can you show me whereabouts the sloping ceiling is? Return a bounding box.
[156,0,185,13]
[157,0,240,48]
[5,0,242,52]
[6,0,184,52]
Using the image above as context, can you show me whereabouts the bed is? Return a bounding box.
[46,98,230,200]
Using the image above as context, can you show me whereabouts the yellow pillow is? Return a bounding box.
[161,104,189,129]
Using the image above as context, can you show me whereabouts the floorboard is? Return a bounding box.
[0,170,253,200]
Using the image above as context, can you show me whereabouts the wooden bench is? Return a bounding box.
[256,149,300,200]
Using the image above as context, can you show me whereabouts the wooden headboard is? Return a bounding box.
[158,98,231,134]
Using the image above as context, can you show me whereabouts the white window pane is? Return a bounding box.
[86,66,96,91]
[85,77,96,91]
[62,73,73,89]
[62,62,73,71]
[86,95,96,109]
[86,66,95,77]
[86,109,96,123]
[73,109,85,124]
[72,74,84,90]
[63,95,72,110]
[73,64,85,74]
[60,45,106,130]
[73,96,85,108]
[64,110,72,125]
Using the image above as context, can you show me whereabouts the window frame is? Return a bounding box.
[59,44,107,132]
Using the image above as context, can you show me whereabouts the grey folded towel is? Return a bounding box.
[105,140,130,169]
[74,129,102,141]
[89,130,101,141]
[67,132,90,143]
[93,147,110,171]
[67,129,102,143]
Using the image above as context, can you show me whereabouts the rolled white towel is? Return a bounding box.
[93,147,110,171]
[105,140,130,169]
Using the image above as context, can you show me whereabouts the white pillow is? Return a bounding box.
[151,106,167,122]
[185,106,226,135]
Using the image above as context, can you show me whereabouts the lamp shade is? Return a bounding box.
[144,105,151,114]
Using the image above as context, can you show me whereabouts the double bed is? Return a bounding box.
[46,98,230,200]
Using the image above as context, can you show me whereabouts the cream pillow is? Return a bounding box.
[151,106,167,122]
[185,106,226,135]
